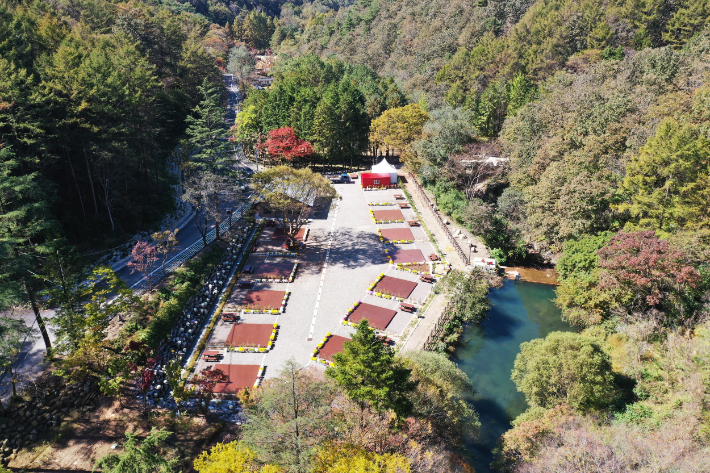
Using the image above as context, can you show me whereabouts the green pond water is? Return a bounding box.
[452,280,576,472]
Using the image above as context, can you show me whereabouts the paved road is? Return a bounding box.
[118,74,250,288]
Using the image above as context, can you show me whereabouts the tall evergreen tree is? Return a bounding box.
[326,320,417,418]
[185,79,239,241]
[0,146,55,350]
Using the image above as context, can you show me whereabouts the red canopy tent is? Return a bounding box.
[361,172,391,187]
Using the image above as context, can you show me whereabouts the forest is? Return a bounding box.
[262,0,710,469]
[3,0,710,470]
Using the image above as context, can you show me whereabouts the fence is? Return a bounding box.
[131,193,255,292]
[423,302,454,351]
[406,173,470,265]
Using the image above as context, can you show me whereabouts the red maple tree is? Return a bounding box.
[128,240,158,289]
[259,127,314,164]
[192,366,229,414]
[597,231,700,315]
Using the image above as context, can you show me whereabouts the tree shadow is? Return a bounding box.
[321,228,388,270]
[478,306,522,342]
[464,397,516,473]
[610,372,637,412]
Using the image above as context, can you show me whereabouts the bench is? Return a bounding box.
[407,220,420,227]
[419,274,436,283]
[400,303,416,313]
[429,253,440,261]
[203,351,221,361]
[394,194,405,200]
[221,313,239,322]
[398,202,410,209]
[243,265,254,274]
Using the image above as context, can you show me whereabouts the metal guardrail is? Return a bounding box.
[131,194,255,292]
[407,173,470,266]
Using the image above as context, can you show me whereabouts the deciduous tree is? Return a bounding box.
[597,230,701,321]
[313,444,410,473]
[128,241,158,290]
[259,127,314,164]
[152,229,179,274]
[512,332,615,412]
[252,166,337,247]
[194,441,280,473]
[369,104,429,160]
[399,351,480,446]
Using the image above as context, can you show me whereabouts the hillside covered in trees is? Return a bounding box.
[258,0,710,470]
[4,0,710,470]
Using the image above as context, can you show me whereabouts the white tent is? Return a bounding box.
[371,158,398,184]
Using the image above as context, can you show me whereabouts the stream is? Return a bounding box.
[452,280,576,472]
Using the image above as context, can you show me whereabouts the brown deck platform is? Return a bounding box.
[226,324,274,347]
[349,303,397,330]
[380,228,415,241]
[272,227,307,241]
[319,335,351,362]
[373,209,404,221]
[253,262,295,279]
[390,249,426,264]
[242,290,286,310]
[210,364,260,393]
[374,276,418,299]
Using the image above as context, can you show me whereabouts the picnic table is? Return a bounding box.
[407,220,420,227]
[419,274,436,283]
[221,313,239,322]
[394,194,405,200]
[398,202,411,209]
[203,351,221,361]
[429,253,440,261]
[243,265,254,274]
[400,303,416,313]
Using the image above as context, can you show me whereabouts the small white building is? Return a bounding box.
[470,257,498,273]
[371,158,398,184]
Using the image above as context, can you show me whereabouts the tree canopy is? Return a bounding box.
[252,166,337,245]
[512,332,615,412]
[326,320,417,418]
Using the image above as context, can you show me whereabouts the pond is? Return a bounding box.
[452,280,576,472]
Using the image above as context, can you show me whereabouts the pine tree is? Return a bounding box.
[185,79,240,241]
[618,119,710,230]
[0,146,55,350]
[326,320,417,418]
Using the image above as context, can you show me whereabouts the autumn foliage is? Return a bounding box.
[259,127,314,164]
[597,231,700,314]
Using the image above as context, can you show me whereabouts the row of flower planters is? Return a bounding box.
[242,291,290,314]
[267,251,298,257]
[362,185,400,190]
[141,221,259,403]
[227,323,279,352]
[312,333,336,366]
[376,228,413,243]
[368,202,395,206]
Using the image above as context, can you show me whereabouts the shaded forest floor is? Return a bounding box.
[8,393,237,472]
